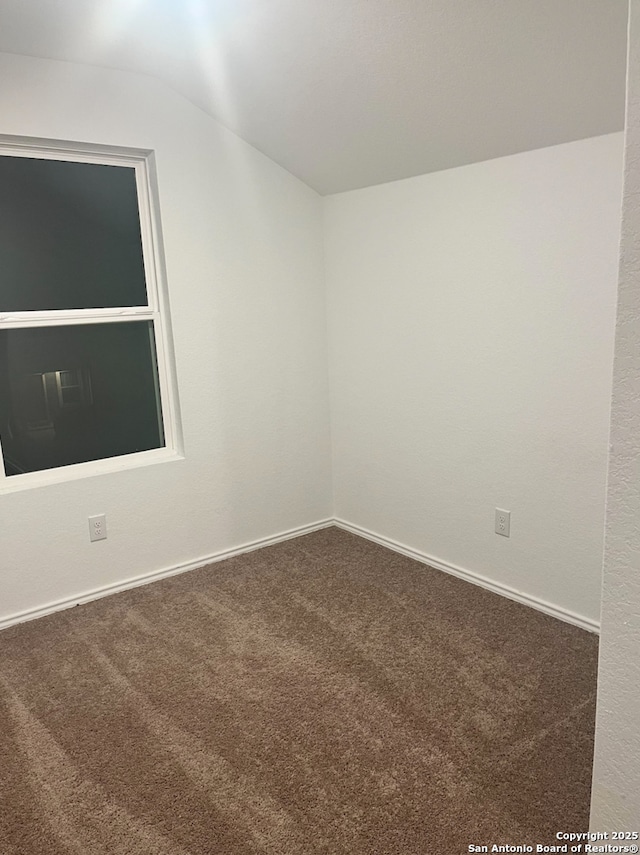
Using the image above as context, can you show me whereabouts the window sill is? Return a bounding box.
[0,447,185,493]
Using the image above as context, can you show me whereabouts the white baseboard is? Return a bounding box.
[0,516,599,635]
[0,518,334,632]
[334,518,600,634]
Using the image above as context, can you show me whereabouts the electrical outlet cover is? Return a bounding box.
[495,508,511,538]
[89,514,107,542]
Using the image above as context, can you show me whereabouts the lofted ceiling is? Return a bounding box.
[0,0,629,194]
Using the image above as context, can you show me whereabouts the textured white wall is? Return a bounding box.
[0,52,332,623]
[0,51,626,642]
[325,135,623,626]
[591,0,640,827]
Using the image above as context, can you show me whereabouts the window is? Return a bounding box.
[0,138,180,489]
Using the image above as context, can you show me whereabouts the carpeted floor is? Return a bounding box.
[0,527,598,854]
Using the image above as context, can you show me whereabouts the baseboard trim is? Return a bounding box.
[1,516,600,635]
[0,518,334,631]
[334,518,600,634]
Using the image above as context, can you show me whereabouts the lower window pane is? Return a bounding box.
[0,322,165,476]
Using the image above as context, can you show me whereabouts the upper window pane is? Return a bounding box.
[0,156,147,311]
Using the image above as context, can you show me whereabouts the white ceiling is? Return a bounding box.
[0,0,629,194]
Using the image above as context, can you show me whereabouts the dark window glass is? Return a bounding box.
[0,322,164,476]
[0,157,147,311]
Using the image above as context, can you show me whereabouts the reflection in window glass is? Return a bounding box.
[0,322,164,476]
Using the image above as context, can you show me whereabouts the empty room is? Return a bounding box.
[1,0,639,851]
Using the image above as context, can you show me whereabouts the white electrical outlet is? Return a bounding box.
[89,514,107,542]
[495,508,511,538]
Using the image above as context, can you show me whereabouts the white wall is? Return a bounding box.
[0,52,332,624]
[325,134,623,627]
[591,0,640,826]
[0,51,626,638]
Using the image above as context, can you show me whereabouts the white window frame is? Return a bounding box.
[0,135,183,492]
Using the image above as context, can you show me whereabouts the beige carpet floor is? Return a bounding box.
[0,527,598,854]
